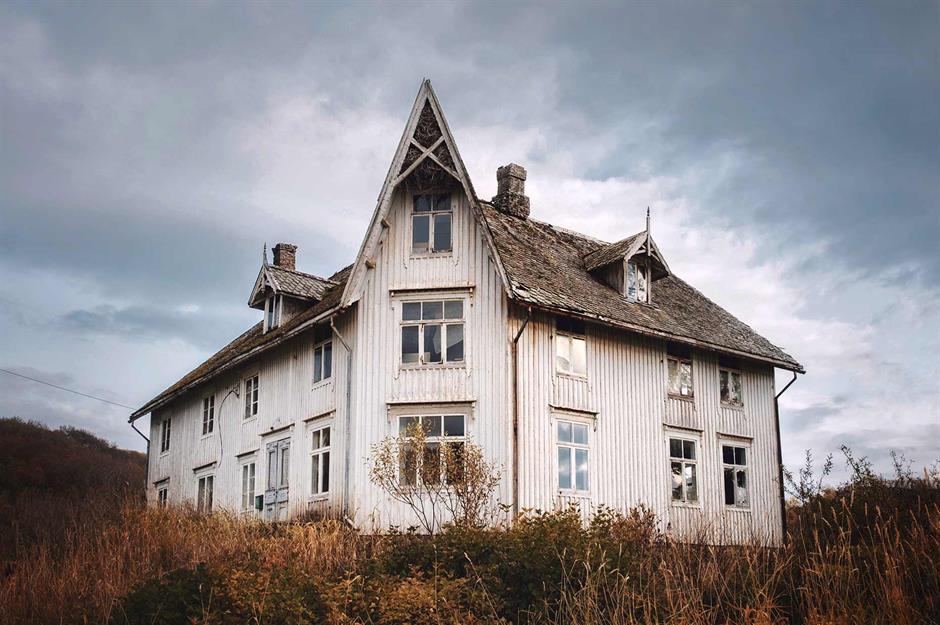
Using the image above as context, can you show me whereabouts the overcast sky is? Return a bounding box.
[1,1,937,482]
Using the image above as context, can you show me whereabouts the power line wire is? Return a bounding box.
[0,367,135,410]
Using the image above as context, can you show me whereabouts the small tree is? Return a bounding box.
[370,422,502,533]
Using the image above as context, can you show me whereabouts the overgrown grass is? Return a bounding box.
[1,438,937,624]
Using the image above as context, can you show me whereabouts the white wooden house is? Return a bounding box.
[131,80,803,544]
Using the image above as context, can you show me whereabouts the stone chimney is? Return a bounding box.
[272,243,297,271]
[492,163,530,219]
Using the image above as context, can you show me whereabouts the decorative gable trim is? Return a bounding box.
[340,79,510,308]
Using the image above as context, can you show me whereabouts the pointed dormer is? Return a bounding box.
[248,243,339,332]
[583,229,671,304]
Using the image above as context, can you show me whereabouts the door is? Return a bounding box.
[264,437,290,520]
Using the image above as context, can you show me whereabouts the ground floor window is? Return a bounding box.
[669,436,698,503]
[556,419,590,492]
[156,483,168,507]
[722,444,749,507]
[311,424,331,496]
[397,414,466,486]
[197,475,214,514]
[240,462,256,512]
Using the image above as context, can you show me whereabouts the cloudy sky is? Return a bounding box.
[1,1,937,481]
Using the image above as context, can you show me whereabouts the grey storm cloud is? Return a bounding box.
[1,1,937,476]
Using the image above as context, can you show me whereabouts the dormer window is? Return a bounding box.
[627,261,648,303]
[264,296,281,332]
[412,194,452,254]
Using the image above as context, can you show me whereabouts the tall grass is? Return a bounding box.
[1,458,937,624]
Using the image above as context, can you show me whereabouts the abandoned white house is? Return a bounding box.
[130,80,803,543]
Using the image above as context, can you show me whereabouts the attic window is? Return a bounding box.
[412,194,452,254]
[627,261,648,303]
[264,296,281,332]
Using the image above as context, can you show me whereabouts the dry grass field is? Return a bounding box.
[1,418,937,625]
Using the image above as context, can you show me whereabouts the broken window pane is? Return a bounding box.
[724,468,735,505]
[684,464,697,502]
[423,324,442,363]
[671,462,683,500]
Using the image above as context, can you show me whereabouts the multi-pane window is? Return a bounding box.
[313,341,333,383]
[669,437,698,503]
[160,418,171,453]
[667,345,693,398]
[240,462,256,513]
[244,375,259,419]
[397,414,466,486]
[265,296,281,332]
[556,317,587,376]
[719,368,743,406]
[556,420,589,492]
[310,425,331,496]
[411,194,452,254]
[722,445,749,508]
[197,475,214,514]
[157,484,168,507]
[627,261,648,302]
[202,395,215,436]
[400,300,464,365]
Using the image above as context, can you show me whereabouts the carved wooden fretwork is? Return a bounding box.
[413,101,443,148]
[396,99,460,192]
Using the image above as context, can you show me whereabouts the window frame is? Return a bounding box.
[721,441,751,510]
[196,474,214,514]
[264,295,282,332]
[239,459,257,514]
[309,422,332,499]
[667,433,700,506]
[313,339,333,385]
[201,395,215,437]
[159,418,171,454]
[555,318,587,378]
[396,413,467,488]
[666,356,694,399]
[399,298,466,367]
[626,260,649,303]
[555,416,591,495]
[244,374,259,420]
[410,193,453,256]
[719,367,744,408]
[156,481,169,507]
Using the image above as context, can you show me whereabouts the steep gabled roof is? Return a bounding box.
[480,202,803,372]
[129,265,351,421]
[248,264,338,307]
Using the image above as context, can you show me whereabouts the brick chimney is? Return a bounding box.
[272,243,297,271]
[492,163,530,219]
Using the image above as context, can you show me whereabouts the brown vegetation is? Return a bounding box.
[0,420,936,624]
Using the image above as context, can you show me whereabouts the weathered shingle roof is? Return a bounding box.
[130,265,351,420]
[264,266,337,301]
[582,232,644,271]
[480,202,802,372]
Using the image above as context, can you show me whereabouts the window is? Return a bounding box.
[667,345,693,398]
[157,484,168,507]
[412,194,452,254]
[160,418,171,453]
[555,317,587,376]
[556,419,589,492]
[397,414,466,486]
[626,261,648,302]
[313,341,333,383]
[265,296,281,332]
[244,375,259,419]
[197,475,214,514]
[310,425,331,496]
[669,437,698,504]
[722,444,749,508]
[240,462,256,513]
[400,299,464,365]
[720,368,743,406]
[202,395,215,436]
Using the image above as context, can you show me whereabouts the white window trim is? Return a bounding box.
[159,418,171,455]
[392,408,469,489]
[554,414,592,496]
[398,297,467,368]
[239,458,257,515]
[666,356,694,400]
[666,431,701,508]
[719,367,745,408]
[155,480,169,507]
[201,395,215,438]
[243,374,260,421]
[410,193,454,257]
[555,330,588,379]
[308,421,333,501]
[196,472,215,514]
[720,439,751,511]
[312,338,334,387]
[264,295,282,333]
